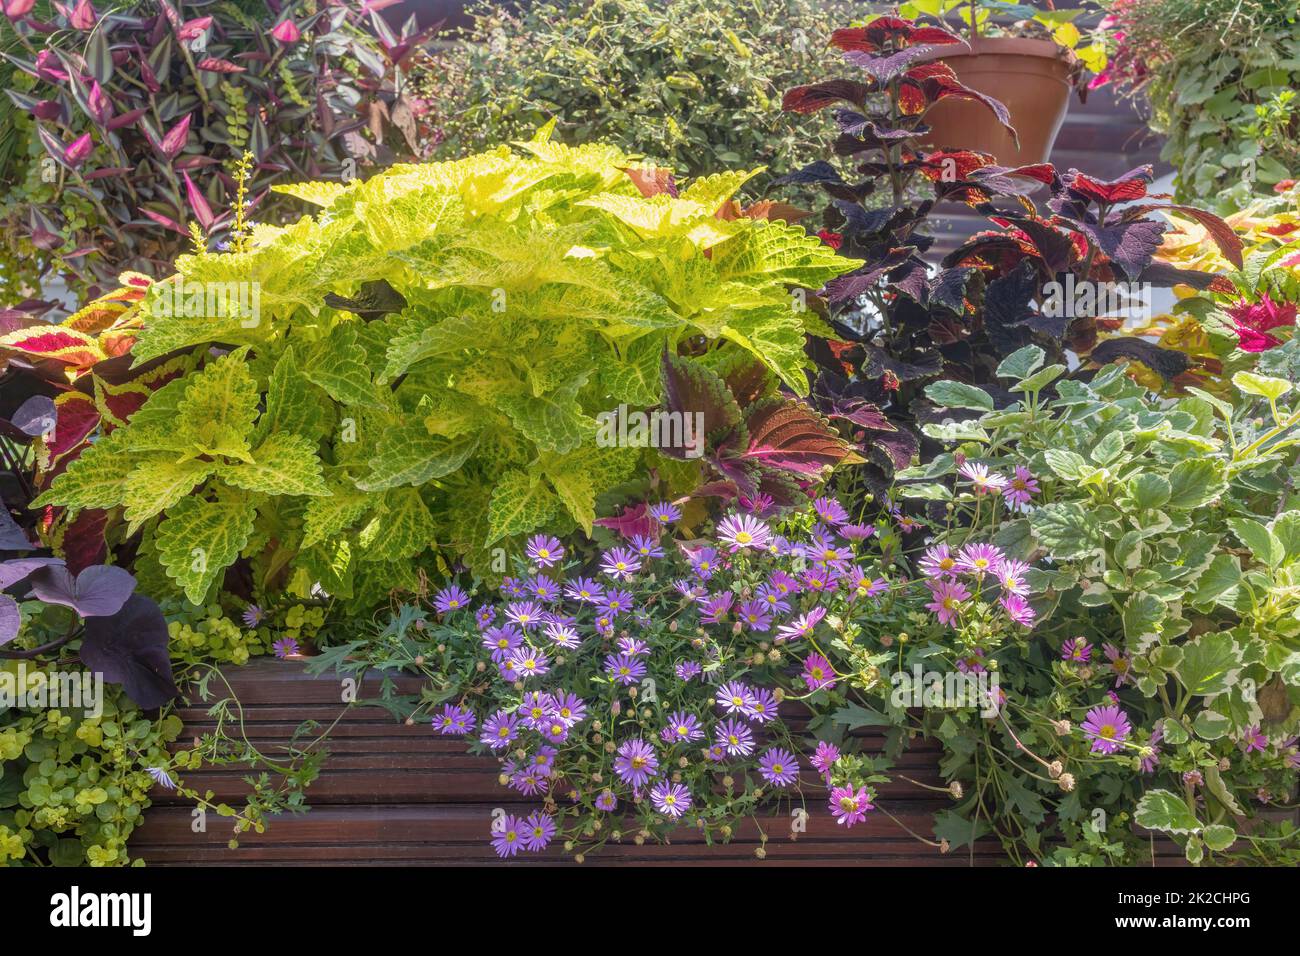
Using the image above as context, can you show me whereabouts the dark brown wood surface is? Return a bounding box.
[128,659,1192,866]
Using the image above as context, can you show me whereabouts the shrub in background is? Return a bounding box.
[0,0,432,298]
[415,0,852,196]
[1096,0,1300,212]
[35,130,859,611]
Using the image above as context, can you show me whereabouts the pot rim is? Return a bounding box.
[927,35,1078,64]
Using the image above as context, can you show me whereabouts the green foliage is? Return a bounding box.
[415,0,852,196]
[36,130,857,608]
[1101,0,1300,211]
[890,355,1300,864]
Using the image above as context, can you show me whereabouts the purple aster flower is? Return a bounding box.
[630,534,664,560]
[1004,465,1040,508]
[716,681,754,715]
[806,532,851,568]
[595,790,618,812]
[811,741,840,780]
[1103,642,1133,687]
[272,637,300,659]
[802,653,836,691]
[146,766,176,790]
[650,780,692,818]
[600,547,641,580]
[688,546,720,580]
[616,635,649,656]
[759,748,799,787]
[996,558,1031,595]
[893,509,922,533]
[528,574,561,603]
[919,544,959,580]
[500,576,526,598]
[925,580,970,627]
[1081,703,1132,754]
[648,501,681,524]
[491,814,525,858]
[526,534,564,568]
[956,648,986,674]
[839,523,876,541]
[715,717,754,757]
[433,703,476,735]
[1061,637,1092,663]
[505,601,544,631]
[672,578,705,601]
[593,613,615,636]
[661,710,704,743]
[717,513,771,552]
[1140,725,1163,773]
[241,604,264,628]
[756,583,792,615]
[605,652,646,686]
[699,591,735,624]
[957,542,1003,577]
[506,645,550,680]
[814,495,850,526]
[475,605,496,630]
[1242,725,1268,754]
[564,576,605,604]
[482,625,524,662]
[433,584,470,614]
[675,661,702,682]
[518,691,556,728]
[829,785,873,827]
[541,720,569,744]
[703,743,727,763]
[481,710,520,751]
[544,621,581,648]
[521,812,556,851]
[776,606,827,643]
[741,492,776,516]
[510,768,548,795]
[801,567,838,593]
[614,738,659,788]
[745,687,779,723]
[1000,593,1036,627]
[737,599,772,632]
[552,692,587,726]
[601,588,634,617]
[958,461,1008,495]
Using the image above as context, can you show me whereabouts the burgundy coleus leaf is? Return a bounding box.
[80,593,179,709]
[61,509,109,574]
[830,18,964,53]
[28,563,135,617]
[593,503,661,541]
[981,259,1051,355]
[990,215,1078,274]
[833,109,917,143]
[809,371,895,431]
[1063,165,1152,204]
[659,350,742,459]
[1138,261,1235,292]
[176,14,211,40]
[869,426,918,471]
[1089,336,1192,382]
[822,246,915,303]
[623,166,678,198]
[182,171,214,232]
[846,44,952,84]
[731,397,854,476]
[0,557,64,588]
[704,448,760,501]
[1126,204,1244,270]
[918,148,995,181]
[782,80,875,114]
[772,161,871,204]
[1079,217,1167,281]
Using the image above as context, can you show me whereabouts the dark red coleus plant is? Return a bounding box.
[777,14,1243,451]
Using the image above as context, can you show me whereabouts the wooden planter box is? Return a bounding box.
[129,659,1194,866]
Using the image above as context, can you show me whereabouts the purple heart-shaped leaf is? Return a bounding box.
[0,556,64,589]
[79,594,179,709]
[0,594,19,645]
[28,563,135,617]
[0,510,36,551]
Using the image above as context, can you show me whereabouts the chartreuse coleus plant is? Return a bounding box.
[34,126,859,609]
[889,350,1300,864]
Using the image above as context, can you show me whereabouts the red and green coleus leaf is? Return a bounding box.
[782,80,875,115]
[659,348,743,458]
[0,325,107,369]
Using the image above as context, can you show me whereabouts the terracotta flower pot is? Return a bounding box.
[918,36,1076,167]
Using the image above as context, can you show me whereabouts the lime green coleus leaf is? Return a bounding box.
[358,488,435,562]
[356,421,480,491]
[174,348,259,462]
[224,433,329,497]
[155,489,258,604]
[302,481,375,548]
[494,377,594,454]
[257,346,328,442]
[34,429,137,510]
[122,457,217,526]
[487,469,561,545]
[303,324,386,409]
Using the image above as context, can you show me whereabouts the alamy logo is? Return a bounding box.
[49,886,151,936]
[0,663,102,717]
[151,279,261,328]
[1040,274,1151,320]
[890,665,1001,718]
[595,405,705,459]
